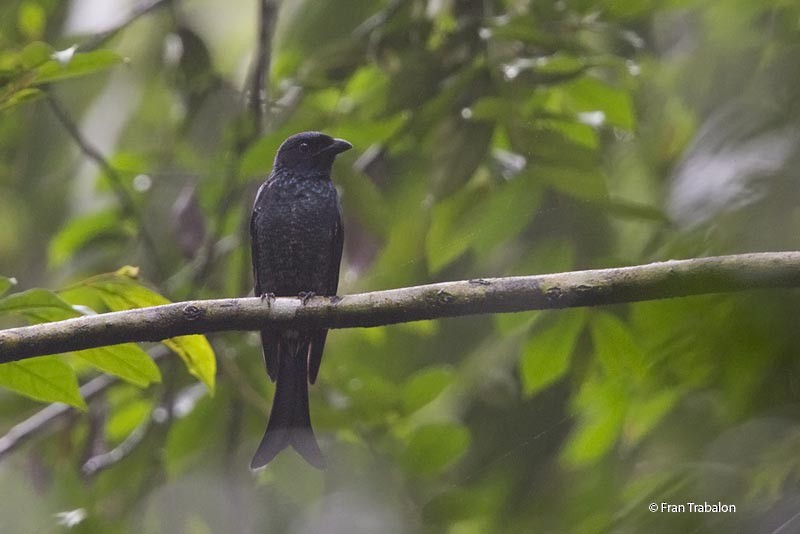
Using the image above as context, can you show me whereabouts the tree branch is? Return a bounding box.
[1,252,799,362]
[248,0,276,135]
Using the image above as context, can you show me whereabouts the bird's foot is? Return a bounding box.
[260,292,276,307]
[298,291,316,305]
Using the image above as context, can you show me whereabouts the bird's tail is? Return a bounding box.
[250,338,325,469]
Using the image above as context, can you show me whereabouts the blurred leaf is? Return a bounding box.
[401,365,454,415]
[165,393,222,475]
[74,345,161,388]
[403,423,470,475]
[488,13,553,44]
[0,275,17,297]
[427,170,542,273]
[0,87,43,111]
[535,165,608,201]
[367,205,428,288]
[20,41,52,69]
[333,113,408,151]
[428,116,495,197]
[601,198,668,222]
[541,118,598,149]
[423,487,492,524]
[562,373,626,466]
[562,76,635,131]
[493,310,543,335]
[17,1,46,39]
[426,181,485,272]
[520,309,586,396]
[341,64,389,117]
[272,0,374,78]
[106,398,153,442]
[48,209,130,267]
[623,388,681,446]
[590,312,647,381]
[0,357,86,409]
[33,49,123,85]
[347,374,401,422]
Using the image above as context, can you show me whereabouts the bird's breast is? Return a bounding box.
[253,176,340,296]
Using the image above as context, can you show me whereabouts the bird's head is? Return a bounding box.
[273,131,352,176]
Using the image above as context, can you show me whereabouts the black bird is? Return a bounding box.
[249,131,351,469]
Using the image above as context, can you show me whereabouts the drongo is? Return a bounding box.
[249,131,351,469]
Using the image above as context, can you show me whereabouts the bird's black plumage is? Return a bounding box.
[249,131,351,469]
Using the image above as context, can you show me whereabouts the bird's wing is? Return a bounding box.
[327,199,345,295]
[308,202,344,384]
[250,181,268,297]
[251,181,279,381]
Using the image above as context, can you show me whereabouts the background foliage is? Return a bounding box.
[2,0,800,532]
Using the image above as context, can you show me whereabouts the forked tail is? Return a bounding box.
[250,338,325,469]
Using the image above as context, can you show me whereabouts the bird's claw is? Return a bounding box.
[298,291,316,305]
[260,292,276,307]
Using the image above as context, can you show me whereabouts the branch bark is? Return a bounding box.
[1,252,799,362]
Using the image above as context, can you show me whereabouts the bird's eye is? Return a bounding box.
[299,142,310,152]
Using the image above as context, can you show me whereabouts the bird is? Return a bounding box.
[249,131,351,469]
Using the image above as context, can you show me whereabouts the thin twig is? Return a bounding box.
[80,360,192,478]
[81,411,152,477]
[2,252,800,361]
[77,0,174,52]
[46,94,166,277]
[248,0,276,135]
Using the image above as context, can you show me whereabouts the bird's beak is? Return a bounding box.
[325,138,353,155]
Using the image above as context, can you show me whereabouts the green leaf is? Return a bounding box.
[402,366,454,415]
[62,266,170,310]
[48,209,131,267]
[426,170,543,273]
[535,165,608,201]
[20,41,52,69]
[561,373,626,466]
[0,275,17,297]
[562,76,635,131]
[33,49,123,85]
[0,87,44,111]
[623,388,681,446]
[74,344,161,388]
[426,182,485,272]
[60,267,216,391]
[161,336,216,392]
[422,487,493,525]
[333,113,408,152]
[18,1,46,39]
[403,423,470,476]
[0,288,79,322]
[520,309,586,396]
[590,312,647,380]
[347,374,401,423]
[106,398,153,442]
[0,357,86,409]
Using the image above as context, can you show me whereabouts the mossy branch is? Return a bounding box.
[1,252,799,362]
